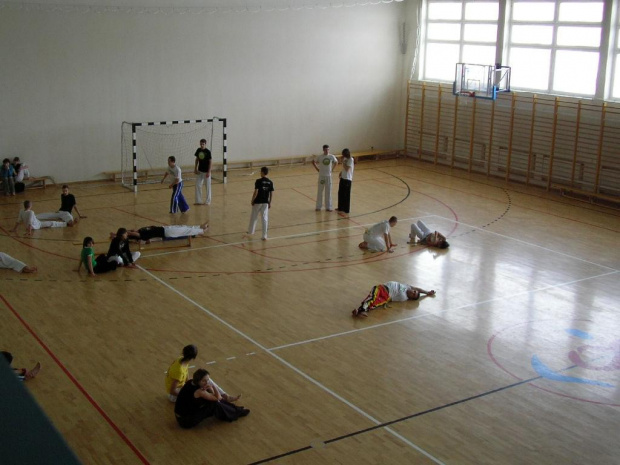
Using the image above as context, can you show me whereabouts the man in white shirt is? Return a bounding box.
[161,156,190,214]
[359,216,398,253]
[312,144,338,211]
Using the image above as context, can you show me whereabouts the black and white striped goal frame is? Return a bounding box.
[122,117,227,193]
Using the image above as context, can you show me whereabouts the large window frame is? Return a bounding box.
[418,0,620,100]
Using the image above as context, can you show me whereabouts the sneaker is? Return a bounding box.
[239,409,250,417]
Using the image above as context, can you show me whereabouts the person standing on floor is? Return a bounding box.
[312,144,338,211]
[247,167,274,241]
[193,138,212,205]
[336,148,354,213]
[162,156,189,214]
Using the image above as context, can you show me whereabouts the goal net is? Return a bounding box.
[121,118,227,192]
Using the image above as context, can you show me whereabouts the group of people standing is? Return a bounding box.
[313,144,354,213]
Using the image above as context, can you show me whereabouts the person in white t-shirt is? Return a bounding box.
[353,281,436,317]
[161,156,189,214]
[336,148,354,213]
[10,200,67,236]
[312,144,338,211]
[358,216,398,253]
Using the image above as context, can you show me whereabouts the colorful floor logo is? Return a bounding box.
[488,319,620,406]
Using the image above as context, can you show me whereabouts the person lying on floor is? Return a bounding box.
[353,281,436,317]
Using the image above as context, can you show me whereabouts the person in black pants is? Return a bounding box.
[337,148,354,213]
[174,369,249,429]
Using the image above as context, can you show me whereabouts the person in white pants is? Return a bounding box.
[312,144,338,211]
[0,252,37,273]
[12,157,29,183]
[10,200,67,236]
[409,220,450,249]
[194,138,212,205]
[247,167,274,240]
[359,216,398,253]
[111,223,209,243]
[36,185,86,226]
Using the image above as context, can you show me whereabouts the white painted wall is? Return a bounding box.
[0,2,409,182]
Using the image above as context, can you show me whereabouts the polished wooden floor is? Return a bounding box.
[1,158,619,465]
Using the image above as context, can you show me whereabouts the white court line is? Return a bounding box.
[143,214,617,273]
[269,269,619,352]
[426,214,618,272]
[138,265,445,465]
[141,215,437,258]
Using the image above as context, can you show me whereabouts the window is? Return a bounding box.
[506,1,603,95]
[421,1,499,82]
[419,0,618,100]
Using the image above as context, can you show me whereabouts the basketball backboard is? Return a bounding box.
[453,63,511,100]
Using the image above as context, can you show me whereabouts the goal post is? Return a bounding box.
[120,118,227,192]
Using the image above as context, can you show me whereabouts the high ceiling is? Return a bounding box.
[0,0,404,11]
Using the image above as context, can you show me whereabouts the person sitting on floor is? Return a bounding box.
[0,252,37,273]
[107,228,140,267]
[174,368,249,429]
[165,344,240,404]
[10,200,67,236]
[77,237,117,277]
[36,185,86,226]
[353,281,436,317]
[409,220,449,249]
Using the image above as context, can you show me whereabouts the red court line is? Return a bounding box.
[0,225,75,261]
[0,294,151,464]
[400,173,620,233]
[112,207,170,226]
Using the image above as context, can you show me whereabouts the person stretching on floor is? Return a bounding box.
[110,223,209,244]
[409,220,449,249]
[107,228,140,267]
[10,200,67,236]
[0,252,37,273]
[358,216,398,253]
[353,281,436,317]
[174,369,249,428]
[165,344,240,403]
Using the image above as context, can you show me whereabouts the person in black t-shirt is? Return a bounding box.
[247,167,274,241]
[193,138,212,205]
[109,223,209,244]
[174,368,249,429]
[36,184,85,226]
